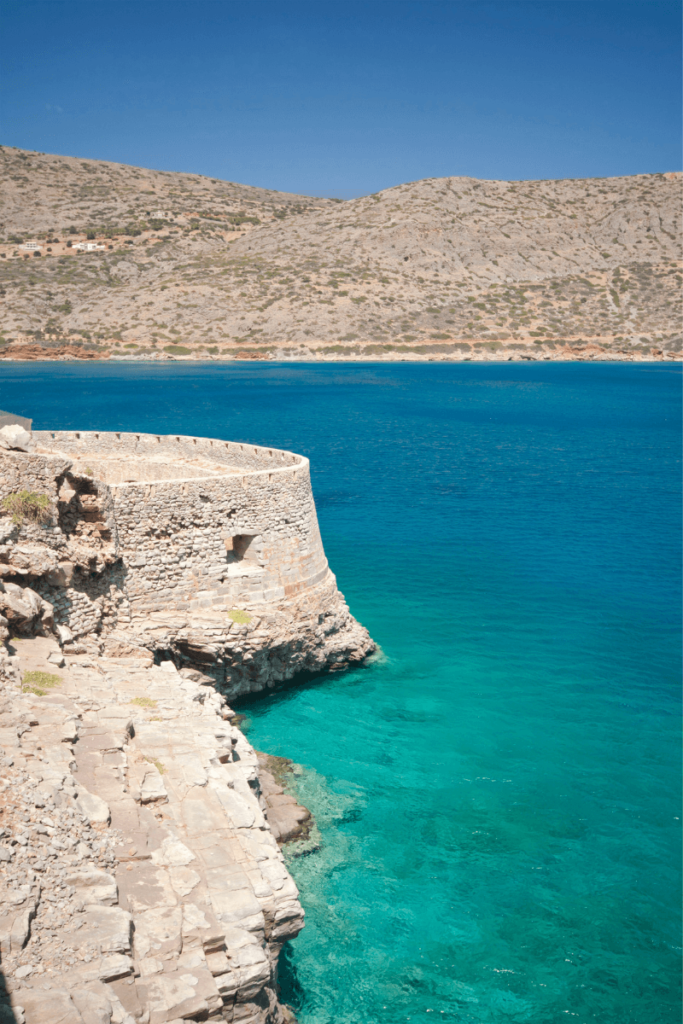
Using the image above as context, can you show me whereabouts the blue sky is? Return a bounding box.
[1,1,680,196]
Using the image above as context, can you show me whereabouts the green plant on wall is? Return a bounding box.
[1,491,51,525]
[228,608,252,624]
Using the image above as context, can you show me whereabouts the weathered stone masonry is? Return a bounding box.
[1,431,375,698]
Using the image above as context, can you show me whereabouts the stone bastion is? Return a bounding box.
[0,429,375,697]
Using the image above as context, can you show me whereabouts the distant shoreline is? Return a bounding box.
[0,351,679,364]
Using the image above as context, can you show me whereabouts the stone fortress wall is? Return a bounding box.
[0,429,375,697]
[32,430,330,616]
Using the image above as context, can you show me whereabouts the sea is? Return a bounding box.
[2,361,680,1024]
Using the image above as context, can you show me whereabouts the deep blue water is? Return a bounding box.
[2,362,681,1024]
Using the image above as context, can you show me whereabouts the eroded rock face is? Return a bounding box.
[0,582,53,637]
[0,637,305,1024]
[0,424,32,452]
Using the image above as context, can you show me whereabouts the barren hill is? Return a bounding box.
[0,146,680,361]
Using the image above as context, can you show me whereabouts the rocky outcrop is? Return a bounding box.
[0,634,304,1024]
[254,756,314,850]
[0,426,32,453]
[0,420,375,1023]
[101,577,375,701]
[0,582,54,640]
[0,430,375,697]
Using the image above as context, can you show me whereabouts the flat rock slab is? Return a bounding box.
[0,642,306,1024]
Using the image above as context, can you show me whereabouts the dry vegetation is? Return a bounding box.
[0,146,680,362]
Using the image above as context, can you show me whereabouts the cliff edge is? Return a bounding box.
[0,418,375,1024]
[0,637,304,1024]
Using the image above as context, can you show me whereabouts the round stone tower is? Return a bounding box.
[4,430,375,697]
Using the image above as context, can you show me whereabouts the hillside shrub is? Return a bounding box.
[163,344,192,355]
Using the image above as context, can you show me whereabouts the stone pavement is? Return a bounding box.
[0,637,304,1024]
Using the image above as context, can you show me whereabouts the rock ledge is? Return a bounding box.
[0,636,304,1024]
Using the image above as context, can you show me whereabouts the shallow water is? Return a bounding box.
[3,361,681,1024]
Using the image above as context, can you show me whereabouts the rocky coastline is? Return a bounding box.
[0,340,679,363]
[0,417,375,1024]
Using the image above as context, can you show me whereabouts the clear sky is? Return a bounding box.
[1,0,680,197]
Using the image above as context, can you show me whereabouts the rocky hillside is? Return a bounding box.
[0,146,680,361]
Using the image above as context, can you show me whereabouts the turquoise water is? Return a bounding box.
[2,362,681,1023]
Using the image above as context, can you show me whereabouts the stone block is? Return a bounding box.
[133,905,183,959]
[108,798,140,832]
[16,989,84,1024]
[139,769,168,804]
[77,905,133,954]
[71,986,113,1024]
[0,423,31,450]
[74,953,135,985]
[150,836,195,868]
[180,902,224,953]
[205,950,230,977]
[258,858,290,893]
[76,790,111,825]
[138,957,164,977]
[96,953,135,982]
[214,969,240,999]
[210,887,264,930]
[64,867,118,906]
[141,967,220,1024]
[10,907,35,953]
[211,787,255,829]
[168,866,200,897]
[60,719,79,743]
